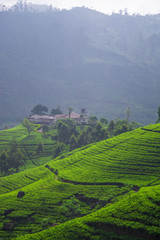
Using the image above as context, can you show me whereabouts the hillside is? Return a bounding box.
[0,123,160,239]
[0,7,160,126]
[0,124,54,171]
[14,184,160,240]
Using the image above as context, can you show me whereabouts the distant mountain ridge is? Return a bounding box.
[0,7,160,126]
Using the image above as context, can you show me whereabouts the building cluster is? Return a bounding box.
[29,109,88,125]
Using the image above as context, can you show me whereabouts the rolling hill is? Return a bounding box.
[0,123,160,239]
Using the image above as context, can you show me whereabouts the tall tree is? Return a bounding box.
[50,106,62,116]
[100,117,108,124]
[69,134,77,151]
[68,107,73,118]
[77,130,87,147]
[31,104,48,115]
[88,116,97,125]
[125,106,131,124]
[22,118,34,135]
[108,120,115,136]
[57,122,70,144]
[0,140,24,173]
[52,142,66,158]
[0,150,9,173]
[42,125,49,135]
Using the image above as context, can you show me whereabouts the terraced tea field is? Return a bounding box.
[15,184,160,240]
[0,125,54,171]
[48,124,160,186]
[0,123,160,239]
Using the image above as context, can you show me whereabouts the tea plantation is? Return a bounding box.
[0,124,55,171]
[0,124,160,239]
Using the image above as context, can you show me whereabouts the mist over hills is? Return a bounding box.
[0,7,160,126]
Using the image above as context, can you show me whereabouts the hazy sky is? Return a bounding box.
[1,0,160,15]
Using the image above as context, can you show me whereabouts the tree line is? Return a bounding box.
[51,118,140,158]
[31,104,62,116]
[1,105,159,175]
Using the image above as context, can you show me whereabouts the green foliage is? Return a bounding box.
[0,124,56,173]
[69,134,77,151]
[58,122,70,144]
[107,119,141,137]
[52,142,66,158]
[0,124,160,239]
[41,218,50,229]
[8,140,24,168]
[108,120,115,135]
[60,197,80,217]
[0,117,141,175]
[0,140,24,173]
[100,117,108,124]
[1,7,160,239]
[31,104,48,115]
[0,150,9,173]
[129,121,142,130]
[57,119,77,135]
[76,123,108,148]
[49,123,160,186]
[55,119,78,144]
[42,125,49,135]
[91,122,108,142]
[114,123,128,135]
[96,127,108,141]
[88,116,97,125]
[13,184,160,240]
[95,122,102,132]
[50,106,62,115]
[21,118,34,135]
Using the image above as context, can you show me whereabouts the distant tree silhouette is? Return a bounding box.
[88,116,97,125]
[50,106,62,116]
[156,106,160,123]
[31,104,48,115]
[125,106,131,124]
[108,120,115,135]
